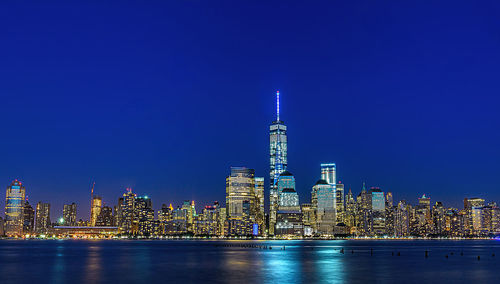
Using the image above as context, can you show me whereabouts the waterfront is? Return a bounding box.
[0,240,498,283]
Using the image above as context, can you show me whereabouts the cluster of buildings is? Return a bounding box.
[2,91,499,238]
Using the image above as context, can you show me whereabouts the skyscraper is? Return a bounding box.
[90,195,102,226]
[35,202,51,234]
[370,187,385,236]
[226,167,257,236]
[254,177,265,235]
[120,189,136,234]
[5,180,26,236]
[135,197,155,235]
[23,200,35,234]
[269,91,287,236]
[320,163,336,185]
[96,205,114,226]
[312,179,336,235]
[336,181,345,223]
[321,163,339,226]
[63,203,77,226]
[276,171,303,236]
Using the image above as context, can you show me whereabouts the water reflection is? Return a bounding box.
[1,240,500,284]
[84,243,102,283]
[51,243,66,284]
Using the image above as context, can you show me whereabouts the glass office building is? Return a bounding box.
[269,91,287,236]
[5,180,26,236]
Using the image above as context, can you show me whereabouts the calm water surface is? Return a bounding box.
[0,240,498,283]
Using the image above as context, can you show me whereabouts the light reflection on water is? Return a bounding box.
[0,240,499,284]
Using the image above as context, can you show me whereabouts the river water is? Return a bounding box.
[0,239,498,283]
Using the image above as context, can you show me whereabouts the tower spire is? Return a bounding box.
[90,181,95,221]
[276,90,280,121]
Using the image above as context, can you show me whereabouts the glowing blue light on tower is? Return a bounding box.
[277,91,280,121]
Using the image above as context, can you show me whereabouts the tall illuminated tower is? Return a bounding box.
[5,180,26,236]
[269,91,288,235]
[320,163,336,185]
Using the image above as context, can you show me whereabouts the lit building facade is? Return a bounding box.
[336,182,345,224]
[35,202,51,234]
[90,195,102,226]
[312,179,336,235]
[119,189,136,234]
[276,171,303,236]
[226,167,257,236]
[320,163,336,185]
[96,206,114,226]
[5,180,26,236]
[370,188,385,235]
[63,203,77,226]
[254,177,265,235]
[269,91,287,236]
[135,196,154,236]
[23,201,35,234]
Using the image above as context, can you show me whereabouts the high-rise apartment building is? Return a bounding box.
[35,202,51,234]
[5,180,26,236]
[269,91,287,236]
[63,203,77,226]
[464,197,485,235]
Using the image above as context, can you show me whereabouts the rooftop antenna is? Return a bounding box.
[90,181,95,220]
[276,90,280,121]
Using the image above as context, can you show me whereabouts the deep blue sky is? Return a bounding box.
[1,1,500,219]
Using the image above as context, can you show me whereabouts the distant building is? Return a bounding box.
[90,195,102,226]
[52,226,118,238]
[312,179,336,235]
[276,171,303,236]
[370,187,385,236]
[395,200,410,237]
[35,202,51,234]
[320,163,336,185]
[254,177,265,236]
[23,201,35,234]
[181,200,196,233]
[96,206,114,226]
[432,202,446,235]
[357,183,372,235]
[336,182,345,224]
[301,203,315,236]
[345,189,356,230]
[226,167,257,236]
[269,91,287,236]
[119,189,136,234]
[63,203,77,226]
[158,203,173,235]
[464,198,485,235]
[135,196,154,236]
[5,180,26,236]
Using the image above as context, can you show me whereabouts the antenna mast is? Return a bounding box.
[276,91,280,121]
[90,181,95,222]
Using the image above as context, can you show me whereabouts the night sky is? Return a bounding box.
[1,1,500,219]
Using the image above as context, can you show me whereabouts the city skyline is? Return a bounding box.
[2,89,498,238]
[2,1,500,218]
[1,88,498,219]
